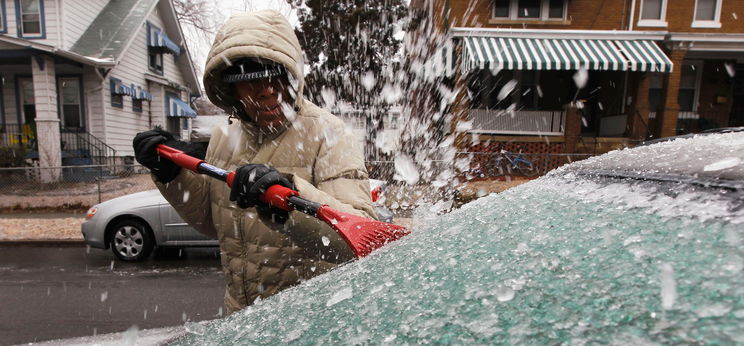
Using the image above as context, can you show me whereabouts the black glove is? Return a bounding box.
[229,164,295,223]
[133,128,206,183]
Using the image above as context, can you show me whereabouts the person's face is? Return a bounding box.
[234,75,295,129]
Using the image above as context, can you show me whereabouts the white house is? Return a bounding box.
[0,0,200,182]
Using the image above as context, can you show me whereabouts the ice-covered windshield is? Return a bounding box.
[172,134,744,344]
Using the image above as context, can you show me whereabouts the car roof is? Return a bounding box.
[638,127,744,147]
[561,132,744,181]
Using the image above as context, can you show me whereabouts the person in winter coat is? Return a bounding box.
[132,9,377,313]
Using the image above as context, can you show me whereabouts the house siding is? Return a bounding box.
[100,7,188,156]
[634,0,744,33]
[60,0,109,49]
[441,0,744,35]
[442,0,626,31]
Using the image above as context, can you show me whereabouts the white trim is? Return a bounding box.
[490,0,568,21]
[637,19,668,27]
[637,0,668,27]
[692,0,722,28]
[668,32,744,42]
[691,21,722,28]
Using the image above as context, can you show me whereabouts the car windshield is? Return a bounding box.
[172,134,744,344]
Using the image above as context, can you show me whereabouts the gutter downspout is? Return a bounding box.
[87,68,109,145]
[55,0,62,48]
[628,0,636,31]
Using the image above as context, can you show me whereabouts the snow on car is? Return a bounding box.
[165,132,743,344]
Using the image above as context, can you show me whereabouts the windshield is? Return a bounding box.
[173,173,743,344]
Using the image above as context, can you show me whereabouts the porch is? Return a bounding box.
[0,124,118,180]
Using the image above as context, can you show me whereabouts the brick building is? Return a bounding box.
[407,0,744,159]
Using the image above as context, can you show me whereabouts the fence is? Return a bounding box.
[0,165,155,210]
[469,109,565,136]
[0,152,594,211]
[366,152,594,182]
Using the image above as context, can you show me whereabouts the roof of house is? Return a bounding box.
[68,0,201,96]
[69,0,158,59]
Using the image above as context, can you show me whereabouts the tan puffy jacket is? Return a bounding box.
[156,10,376,313]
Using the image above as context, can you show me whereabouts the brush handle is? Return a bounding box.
[156,144,318,214]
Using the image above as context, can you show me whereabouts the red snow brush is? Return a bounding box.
[156,144,409,258]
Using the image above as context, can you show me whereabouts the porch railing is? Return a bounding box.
[468,109,565,136]
[60,128,117,166]
[0,124,117,166]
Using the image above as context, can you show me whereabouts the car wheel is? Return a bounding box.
[109,219,155,261]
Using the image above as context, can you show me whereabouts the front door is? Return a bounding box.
[58,77,84,130]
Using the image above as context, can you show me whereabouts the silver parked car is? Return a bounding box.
[81,189,218,261]
[82,180,395,261]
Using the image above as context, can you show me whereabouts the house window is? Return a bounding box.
[468,70,542,110]
[58,77,84,129]
[518,0,540,18]
[692,0,721,28]
[148,50,163,74]
[383,113,399,129]
[16,0,44,37]
[648,73,664,113]
[110,78,125,108]
[547,0,564,18]
[111,93,123,108]
[18,77,35,124]
[165,91,181,138]
[494,0,510,18]
[166,117,181,138]
[677,62,702,113]
[492,0,567,21]
[518,70,539,110]
[132,99,143,113]
[638,0,668,27]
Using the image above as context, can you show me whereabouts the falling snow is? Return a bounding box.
[573,68,589,89]
[394,154,420,185]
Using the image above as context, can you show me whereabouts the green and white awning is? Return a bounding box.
[462,37,673,73]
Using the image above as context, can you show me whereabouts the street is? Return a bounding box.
[0,244,223,345]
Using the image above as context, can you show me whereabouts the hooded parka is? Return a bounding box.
[155,10,376,313]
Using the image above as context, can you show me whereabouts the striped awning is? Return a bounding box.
[167,97,197,118]
[462,37,673,73]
